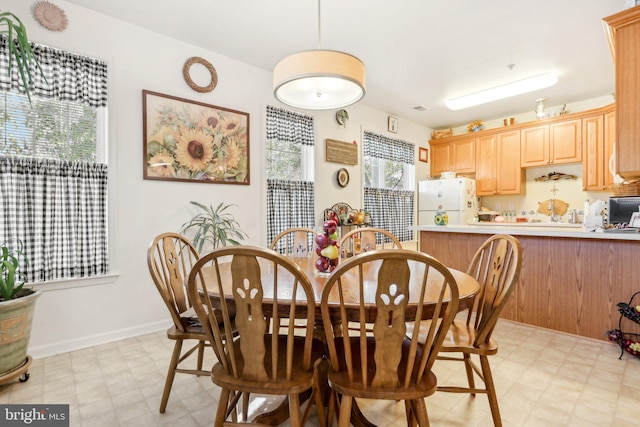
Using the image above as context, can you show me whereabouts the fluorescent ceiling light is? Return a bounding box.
[445,72,558,111]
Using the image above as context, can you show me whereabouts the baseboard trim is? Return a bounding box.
[29,320,170,359]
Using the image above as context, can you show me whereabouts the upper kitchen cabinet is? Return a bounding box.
[429,135,476,177]
[550,119,582,164]
[429,141,451,177]
[604,6,640,179]
[451,135,476,174]
[476,130,523,196]
[520,120,581,167]
[582,107,616,191]
[520,125,549,167]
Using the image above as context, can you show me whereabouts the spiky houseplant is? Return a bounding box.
[0,10,43,102]
[181,201,248,252]
[0,10,43,380]
[0,240,40,379]
[0,240,29,301]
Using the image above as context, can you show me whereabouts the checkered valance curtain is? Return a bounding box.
[363,131,415,242]
[363,131,414,165]
[0,158,109,281]
[266,106,314,249]
[266,105,314,146]
[0,40,108,283]
[0,36,108,107]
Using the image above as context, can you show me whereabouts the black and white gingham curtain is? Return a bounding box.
[363,131,415,242]
[266,179,315,251]
[266,105,314,146]
[0,157,109,282]
[0,36,108,107]
[364,188,414,242]
[363,131,414,164]
[0,39,108,283]
[266,106,314,249]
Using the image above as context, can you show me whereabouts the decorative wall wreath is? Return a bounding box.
[183,57,218,93]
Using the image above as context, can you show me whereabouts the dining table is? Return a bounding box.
[201,250,480,426]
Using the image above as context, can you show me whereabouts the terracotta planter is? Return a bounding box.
[0,290,41,376]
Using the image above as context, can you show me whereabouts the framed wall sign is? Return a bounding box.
[143,90,250,185]
[326,139,358,165]
[388,116,398,133]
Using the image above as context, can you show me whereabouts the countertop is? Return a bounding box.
[413,223,640,241]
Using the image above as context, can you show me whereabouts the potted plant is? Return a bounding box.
[0,240,41,380]
[0,10,43,102]
[181,201,248,252]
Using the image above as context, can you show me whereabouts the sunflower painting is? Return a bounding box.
[142,90,250,184]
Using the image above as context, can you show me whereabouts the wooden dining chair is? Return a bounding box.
[147,232,219,413]
[430,234,522,427]
[187,245,326,427]
[339,227,402,258]
[321,249,460,427]
[269,227,315,257]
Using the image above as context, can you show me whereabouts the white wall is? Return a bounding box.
[312,104,430,226]
[4,0,431,357]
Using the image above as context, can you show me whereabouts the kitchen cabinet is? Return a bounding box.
[476,130,522,196]
[419,229,640,341]
[429,135,476,176]
[520,125,549,167]
[520,119,581,166]
[451,135,476,174]
[429,142,451,177]
[582,108,616,191]
[604,6,640,179]
[550,119,582,164]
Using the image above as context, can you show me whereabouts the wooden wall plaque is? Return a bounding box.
[325,139,358,165]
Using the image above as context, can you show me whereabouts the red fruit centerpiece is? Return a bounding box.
[315,220,339,273]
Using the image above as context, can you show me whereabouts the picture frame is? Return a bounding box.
[630,212,640,228]
[143,90,250,185]
[419,147,429,163]
[388,116,398,133]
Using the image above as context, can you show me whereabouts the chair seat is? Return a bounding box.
[327,336,437,400]
[438,321,498,355]
[167,323,206,340]
[212,335,325,395]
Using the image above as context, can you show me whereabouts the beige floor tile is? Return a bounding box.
[0,319,638,426]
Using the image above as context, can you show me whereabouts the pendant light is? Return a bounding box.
[273,0,366,110]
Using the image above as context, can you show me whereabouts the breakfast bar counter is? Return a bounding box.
[414,223,640,241]
[415,224,640,340]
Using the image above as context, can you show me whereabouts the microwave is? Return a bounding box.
[608,196,640,225]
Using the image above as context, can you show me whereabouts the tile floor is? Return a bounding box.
[1,319,639,426]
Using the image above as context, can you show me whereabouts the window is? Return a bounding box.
[266,106,315,251]
[0,37,108,283]
[363,131,415,242]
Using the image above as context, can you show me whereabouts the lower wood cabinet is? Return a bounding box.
[419,230,640,341]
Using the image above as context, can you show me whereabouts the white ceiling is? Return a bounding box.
[63,0,624,130]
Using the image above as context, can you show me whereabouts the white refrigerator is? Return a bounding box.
[418,177,477,225]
